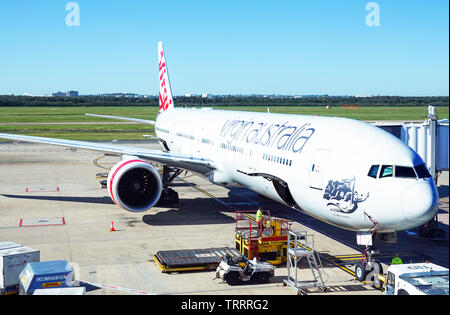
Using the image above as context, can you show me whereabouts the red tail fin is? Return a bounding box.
[158,42,174,112]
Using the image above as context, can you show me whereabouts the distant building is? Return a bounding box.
[52,91,66,97]
[66,91,79,97]
[52,91,79,97]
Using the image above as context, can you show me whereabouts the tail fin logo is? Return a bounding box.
[158,43,174,112]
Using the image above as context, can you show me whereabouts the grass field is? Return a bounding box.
[1,106,448,141]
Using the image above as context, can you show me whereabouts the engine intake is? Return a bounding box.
[108,159,162,212]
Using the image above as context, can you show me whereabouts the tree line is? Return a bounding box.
[0,95,448,107]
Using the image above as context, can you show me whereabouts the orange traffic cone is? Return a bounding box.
[109,221,116,232]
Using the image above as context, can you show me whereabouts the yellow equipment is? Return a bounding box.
[234,210,292,265]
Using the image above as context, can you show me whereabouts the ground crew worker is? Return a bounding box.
[391,253,403,265]
[256,208,263,237]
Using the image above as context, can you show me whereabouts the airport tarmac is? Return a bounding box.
[0,142,448,295]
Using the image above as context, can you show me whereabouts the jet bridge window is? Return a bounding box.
[380,165,393,178]
[415,163,432,179]
[395,166,417,178]
[368,165,379,178]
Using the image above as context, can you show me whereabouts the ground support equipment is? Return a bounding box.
[154,247,243,273]
[283,231,327,294]
[215,255,275,286]
[234,210,292,265]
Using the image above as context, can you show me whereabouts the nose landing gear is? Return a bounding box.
[354,212,383,289]
[355,246,384,289]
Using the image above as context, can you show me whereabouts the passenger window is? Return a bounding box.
[380,165,393,178]
[368,165,379,178]
[395,166,417,178]
[415,164,432,179]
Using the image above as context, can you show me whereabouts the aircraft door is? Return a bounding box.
[309,149,331,190]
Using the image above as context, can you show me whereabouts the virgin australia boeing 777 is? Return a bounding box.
[0,42,439,238]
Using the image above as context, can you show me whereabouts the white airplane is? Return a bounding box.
[0,42,439,245]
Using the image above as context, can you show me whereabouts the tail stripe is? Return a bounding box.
[158,42,174,112]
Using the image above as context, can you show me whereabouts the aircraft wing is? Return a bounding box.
[85,113,156,125]
[0,133,214,174]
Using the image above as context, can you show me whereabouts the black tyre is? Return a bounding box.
[355,263,367,282]
[369,262,384,289]
[169,189,179,205]
[252,272,270,284]
[372,262,383,277]
[225,272,241,286]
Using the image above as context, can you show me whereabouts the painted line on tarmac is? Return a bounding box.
[180,178,260,210]
[93,155,113,171]
[78,280,157,295]
[179,178,236,210]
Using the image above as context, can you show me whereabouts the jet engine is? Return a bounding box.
[107,158,162,212]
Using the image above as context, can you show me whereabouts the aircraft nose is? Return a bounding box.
[402,181,439,225]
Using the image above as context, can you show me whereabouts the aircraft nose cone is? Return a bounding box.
[402,181,438,225]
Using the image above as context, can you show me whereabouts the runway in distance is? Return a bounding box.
[0,42,439,239]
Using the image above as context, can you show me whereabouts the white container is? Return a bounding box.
[33,287,86,295]
[0,247,40,289]
[0,242,22,251]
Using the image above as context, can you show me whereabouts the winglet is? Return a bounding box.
[158,42,174,112]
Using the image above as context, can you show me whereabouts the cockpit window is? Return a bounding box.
[415,164,432,179]
[368,165,379,178]
[395,166,417,178]
[380,165,393,178]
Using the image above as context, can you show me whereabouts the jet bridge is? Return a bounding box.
[373,105,449,181]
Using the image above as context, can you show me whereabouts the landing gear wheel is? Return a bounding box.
[157,188,179,206]
[158,165,182,207]
[372,262,383,278]
[368,262,384,289]
[355,262,367,282]
[168,188,179,205]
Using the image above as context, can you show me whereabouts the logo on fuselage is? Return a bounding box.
[323,177,369,214]
[220,119,315,154]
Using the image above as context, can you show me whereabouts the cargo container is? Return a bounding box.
[0,242,22,251]
[0,246,40,293]
[33,287,86,295]
[19,260,75,295]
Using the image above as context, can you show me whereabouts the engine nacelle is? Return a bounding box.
[107,158,162,212]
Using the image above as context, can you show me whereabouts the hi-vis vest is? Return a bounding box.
[256,210,263,222]
[391,257,403,265]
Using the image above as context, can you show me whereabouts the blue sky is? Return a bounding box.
[0,0,448,96]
